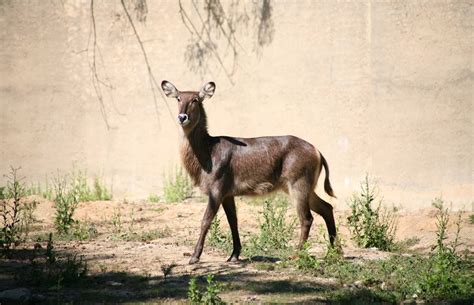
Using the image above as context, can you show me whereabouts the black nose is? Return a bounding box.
[178,113,188,123]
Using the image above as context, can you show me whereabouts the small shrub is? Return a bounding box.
[111,206,123,234]
[208,217,233,253]
[0,186,5,200]
[188,274,224,305]
[414,198,472,301]
[20,233,87,287]
[42,175,54,200]
[1,167,25,250]
[294,242,319,271]
[148,193,161,203]
[163,166,193,203]
[92,176,111,200]
[469,214,474,224]
[19,200,39,240]
[70,169,92,202]
[70,170,111,201]
[244,197,295,259]
[347,175,397,251]
[53,176,79,235]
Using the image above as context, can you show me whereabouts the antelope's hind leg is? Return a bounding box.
[289,180,314,249]
[309,192,336,245]
[222,196,241,262]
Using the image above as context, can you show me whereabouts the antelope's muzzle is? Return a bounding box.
[178,113,189,126]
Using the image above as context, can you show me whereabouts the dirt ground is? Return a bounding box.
[1,196,473,304]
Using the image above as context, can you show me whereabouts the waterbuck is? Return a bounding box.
[161,80,336,264]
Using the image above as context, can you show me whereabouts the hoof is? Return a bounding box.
[226,255,240,263]
[189,257,200,265]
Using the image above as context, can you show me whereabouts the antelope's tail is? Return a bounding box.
[320,153,336,198]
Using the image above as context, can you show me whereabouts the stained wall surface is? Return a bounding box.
[1,1,472,210]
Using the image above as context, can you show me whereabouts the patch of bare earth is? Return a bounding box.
[1,197,472,303]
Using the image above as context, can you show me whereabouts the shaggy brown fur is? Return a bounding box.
[162,80,336,264]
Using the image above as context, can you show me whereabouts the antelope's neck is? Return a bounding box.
[180,117,211,185]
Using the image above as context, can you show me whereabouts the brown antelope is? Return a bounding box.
[161,80,336,264]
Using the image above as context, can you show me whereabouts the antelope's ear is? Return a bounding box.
[161,80,178,98]
[199,82,216,100]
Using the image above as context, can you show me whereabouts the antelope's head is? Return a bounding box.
[161,80,216,133]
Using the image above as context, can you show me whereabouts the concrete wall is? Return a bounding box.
[1,0,472,210]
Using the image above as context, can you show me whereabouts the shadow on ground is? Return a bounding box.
[0,247,408,304]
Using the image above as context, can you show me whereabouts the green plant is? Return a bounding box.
[148,193,161,203]
[0,186,5,200]
[469,214,474,224]
[413,198,473,301]
[25,182,42,197]
[294,242,319,271]
[246,193,289,208]
[163,166,193,203]
[53,176,79,235]
[92,176,111,200]
[188,274,225,305]
[20,232,87,287]
[321,198,473,303]
[19,199,38,240]
[208,217,233,253]
[244,197,295,259]
[111,206,123,234]
[1,167,27,250]
[70,169,92,202]
[42,175,54,200]
[347,175,397,251]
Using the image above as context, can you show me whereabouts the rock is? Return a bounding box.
[380,282,387,290]
[354,280,364,288]
[0,288,32,303]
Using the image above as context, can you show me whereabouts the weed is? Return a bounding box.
[300,197,473,303]
[469,214,474,224]
[1,167,27,250]
[92,176,111,200]
[111,206,123,234]
[42,175,54,200]
[19,199,39,240]
[163,166,193,203]
[19,232,88,287]
[124,228,171,242]
[244,197,295,259]
[110,206,170,241]
[188,274,224,305]
[347,175,397,251]
[148,193,161,203]
[53,175,79,235]
[0,186,5,200]
[66,221,98,241]
[294,242,319,271]
[69,169,111,201]
[208,217,233,253]
[246,192,289,208]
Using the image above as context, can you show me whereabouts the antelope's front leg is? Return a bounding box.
[189,195,220,264]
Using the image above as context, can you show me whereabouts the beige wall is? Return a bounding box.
[1,1,472,210]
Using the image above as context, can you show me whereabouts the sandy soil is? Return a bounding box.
[1,196,473,303]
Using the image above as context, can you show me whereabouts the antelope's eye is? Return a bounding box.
[177,96,181,102]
